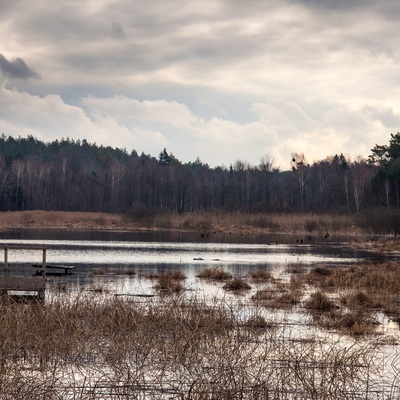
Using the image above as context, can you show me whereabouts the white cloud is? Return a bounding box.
[0,0,400,169]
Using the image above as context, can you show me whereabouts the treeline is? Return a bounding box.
[0,134,395,214]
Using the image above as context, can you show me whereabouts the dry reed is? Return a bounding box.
[305,291,337,312]
[0,294,383,398]
[222,277,251,291]
[248,269,273,283]
[0,210,365,235]
[152,269,187,294]
[196,267,232,281]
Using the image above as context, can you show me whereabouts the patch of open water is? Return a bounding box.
[0,228,377,294]
[0,228,388,295]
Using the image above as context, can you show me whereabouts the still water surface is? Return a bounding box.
[0,228,382,295]
[0,228,374,270]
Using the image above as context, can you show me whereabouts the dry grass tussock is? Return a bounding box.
[196,267,232,281]
[248,269,273,283]
[0,210,364,235]
[0,294,382,399]
[222,277,251,292]
[252,287,301,309]
[146,269,187,294]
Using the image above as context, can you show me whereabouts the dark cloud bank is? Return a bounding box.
[0,54,40,79]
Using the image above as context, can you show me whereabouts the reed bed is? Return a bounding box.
[0,293,386,399]
[280,261,400,336]
[0,210,365,235]
[301,262,400,315]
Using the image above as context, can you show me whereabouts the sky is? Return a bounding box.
[0,0,399,170]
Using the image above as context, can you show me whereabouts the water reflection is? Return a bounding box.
[0,228,381,296]
[0,238,364,267]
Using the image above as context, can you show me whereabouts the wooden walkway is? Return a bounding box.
[33,264,76,276]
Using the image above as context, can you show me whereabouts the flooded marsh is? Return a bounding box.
[0,228,399,398]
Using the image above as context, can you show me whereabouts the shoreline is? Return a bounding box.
[0,210,365,235]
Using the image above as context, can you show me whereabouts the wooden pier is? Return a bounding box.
[0,246,47,300]
[33,264,76,276]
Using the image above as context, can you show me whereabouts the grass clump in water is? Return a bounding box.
[248,270,273,283]
[197,267,232,281]
[153,270,186,294]
[223,277,251,292]
[305,291,337,312]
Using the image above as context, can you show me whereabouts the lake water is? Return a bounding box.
[0,228,384,297]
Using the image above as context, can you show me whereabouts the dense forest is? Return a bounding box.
[0,133,398,214]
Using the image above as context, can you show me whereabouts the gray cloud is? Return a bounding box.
[110,21,125,39]
[0,0,400,168]
[0,54,40,80]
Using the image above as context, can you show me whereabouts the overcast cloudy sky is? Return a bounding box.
[0,0,399,169]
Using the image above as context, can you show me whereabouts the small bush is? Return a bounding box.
[312,267,332,276]
[341,290,376,309]
[223,278,251,291]
[154,275,185,294]
[197,267,232,281]
[153,270,187,294]
[164,269,186,281]
[272,293,300,308]
[251,289,274,302]
[243,315,274,330]
[305,291,336,312]
[90,267,109,276]
[248,270,272,282]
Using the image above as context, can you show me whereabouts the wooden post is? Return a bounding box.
[41,246,46,278]
[38,246,46,300]
[2,247,8,296]
[3,246,7,277]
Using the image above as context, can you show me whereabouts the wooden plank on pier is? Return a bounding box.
[32,264,76,275]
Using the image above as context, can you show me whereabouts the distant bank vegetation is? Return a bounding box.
[0,133,399,233]
[0,209,399,237]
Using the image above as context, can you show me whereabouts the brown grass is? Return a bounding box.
[196,267,232,281]
[252,288,276,302]
[0,210,123,229]
[351,237,400,253]
[0,294,380,398]
[89,267,109,275]
[251,287,300,309]
[305,291,337,312]
[248,269,273,283]
[340,290,379,309]
[223,277,251,292]
[0,210,365,235]
[311,309,378,336]
[152,270,187,294]
[299,262,400,314]
[243,315,276,330]
[293,261,400,335]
